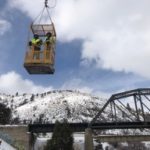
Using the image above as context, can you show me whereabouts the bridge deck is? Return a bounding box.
[28,122,150,133]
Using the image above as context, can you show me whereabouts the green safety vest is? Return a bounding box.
[45,36,56,44]
[31,38,41,45]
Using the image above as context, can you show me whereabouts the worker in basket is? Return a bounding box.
[45,32,56,50]
[29,34,43,50]
[29,34,43,59]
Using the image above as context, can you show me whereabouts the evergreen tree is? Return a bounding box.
[15,92,18,96]
[60,119,74,150]
[126,103,131,111]
[0,103,11,124]
[30,94,34,101]
[44,120,74,150]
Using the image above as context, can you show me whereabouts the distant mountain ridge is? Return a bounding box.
[0,90,107,124]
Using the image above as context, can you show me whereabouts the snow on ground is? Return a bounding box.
[0,139,16,150]
[142,142,150,149]
[73,133,85,150]
[34,133,85,150]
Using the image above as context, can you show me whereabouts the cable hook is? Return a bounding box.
[45,0,48,7]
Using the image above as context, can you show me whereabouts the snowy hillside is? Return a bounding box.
[0,90,107,124]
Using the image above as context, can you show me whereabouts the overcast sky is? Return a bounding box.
[0,0,150,97]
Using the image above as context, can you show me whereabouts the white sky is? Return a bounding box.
[0,19,11,35]
[7,0,150,78]
[0,71,53,94]
[0,0,150,96]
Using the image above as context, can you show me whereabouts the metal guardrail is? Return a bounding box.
[94,135,150,142]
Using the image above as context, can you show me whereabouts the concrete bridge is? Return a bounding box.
[0,125,29,150]
[0,125,150,150]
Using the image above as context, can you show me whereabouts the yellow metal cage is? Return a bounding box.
[24,23,56,74]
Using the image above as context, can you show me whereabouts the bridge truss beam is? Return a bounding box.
[89,88,150,128]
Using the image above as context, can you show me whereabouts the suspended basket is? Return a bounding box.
[24,1,56,74]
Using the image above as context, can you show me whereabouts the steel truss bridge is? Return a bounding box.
[28,88,150,132]
[89,88,150,128]
[27,88,150,150]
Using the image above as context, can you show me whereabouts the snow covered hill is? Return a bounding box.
[0,90,107,124]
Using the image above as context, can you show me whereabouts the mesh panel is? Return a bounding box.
[31,24,56,36]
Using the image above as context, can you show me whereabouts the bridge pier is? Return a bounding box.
[84,128,94,150]
[0,126,29,150]
[28,132,33,150]
[28,132,37,150]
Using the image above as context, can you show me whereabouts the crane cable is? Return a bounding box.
[45,0,57,9]
[31,7,45,25]
[32,0,57,25]
[45,0,48,7]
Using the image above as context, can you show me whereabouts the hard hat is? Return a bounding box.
[46,32,52,37]
[34,34,39,38]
